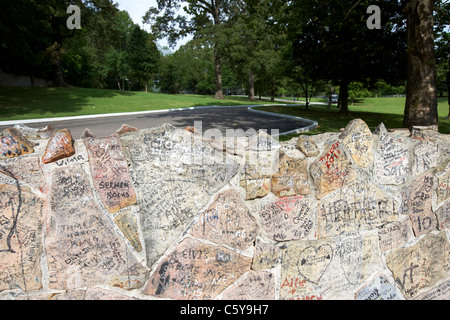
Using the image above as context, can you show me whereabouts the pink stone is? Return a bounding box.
[42,129,75,164]
[84,134,137,213]
[0,127,35,159]
[116,124,138,135]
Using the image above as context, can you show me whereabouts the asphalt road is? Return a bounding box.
[0,106,314,139]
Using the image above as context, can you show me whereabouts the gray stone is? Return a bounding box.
[125,124,239,267]
[45,164,147,290]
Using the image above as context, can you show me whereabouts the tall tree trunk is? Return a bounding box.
[339,79,349,115]
[447,59,450,119]
[304,85,309,111]
[212,4,223,100]
[53,59,67,87]
[403,0,438,129]
[213,45,223,99]
[248,70,255,101]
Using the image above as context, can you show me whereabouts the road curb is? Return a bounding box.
[247,106,318,136]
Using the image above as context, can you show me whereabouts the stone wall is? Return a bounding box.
[0,119,449,300]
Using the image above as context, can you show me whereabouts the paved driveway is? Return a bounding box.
[0,105,316,139]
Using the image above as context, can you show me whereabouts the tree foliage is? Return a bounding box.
[0,0,159,90]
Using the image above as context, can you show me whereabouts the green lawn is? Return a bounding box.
[0,86,272,121]
[255,96,450,140]
[1,86,448,141]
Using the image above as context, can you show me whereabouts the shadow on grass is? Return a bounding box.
[0,86,136,119]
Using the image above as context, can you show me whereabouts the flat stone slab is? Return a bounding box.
[143,237,252,300]
[84,134,137,213]
[258,196,315,241]
[435,200,450,230]
[377,217,413,253]
[435,161,450,205]
[190,188,258,251]
[355,273,401,300]
[373,123,410,185]
[239,151,276,200]
[400,171,437,236]
[386,232,450,299]
[280,233,382,300]
[252,238,282,270]
[125,124,239,267]
[0,184,45,293]
[45,164,147,290]
[318,182,398,238]
[219,270,275,300]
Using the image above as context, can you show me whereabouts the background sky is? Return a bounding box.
[114,0,192,52]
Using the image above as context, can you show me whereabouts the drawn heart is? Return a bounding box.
[297,244,333,285]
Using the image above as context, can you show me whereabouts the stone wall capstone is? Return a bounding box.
[0,119,449,300]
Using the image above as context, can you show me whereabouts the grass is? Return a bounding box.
[0,86,273,121]
[255,96,450,141]
[1,86,448,141]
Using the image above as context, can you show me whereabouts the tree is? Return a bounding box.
[403,0,439,129]
[144,0,241,99]
[285,0,406,115]
[127,25,160,92]
[434,0,450,118]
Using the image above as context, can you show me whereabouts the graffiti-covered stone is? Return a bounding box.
[113,209,142,252]
[271,152,310,197]
[125,124,239,267]
[296,135,320,157]
[143,237,252,300]
[413,280,450,300]
[84,134,137,213]
[318,182,398,238]
[0,128,34,159]
[0,156,47,193]
[400,171,436,236]
[435,161,450,205]
[435,200,450,230]
[42,129,75,164]
[252,238,282,270]
[310,140,356,199]
[258,196,315,241]
[239,150,276,200]
[355,274,401,300]
[339,118,374,167]
[377,218,413,253]
[373,123,409,185]
[219,270,275,300]
[280,233,382,300]
[386,232,450,299]
[45,164,147,290]
[413,141,441,176]
[247,129,281,151]
[190,188,257,251]
[0,184,45,292]
[13,124,56,140]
